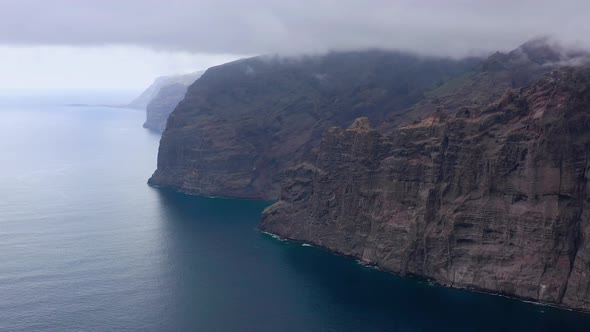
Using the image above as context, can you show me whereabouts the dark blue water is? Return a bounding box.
[1,92,590,331]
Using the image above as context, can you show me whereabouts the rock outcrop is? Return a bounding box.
[149,50,478,199]
[260,67,590,312]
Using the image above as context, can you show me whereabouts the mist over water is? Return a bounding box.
[1,92,589,331]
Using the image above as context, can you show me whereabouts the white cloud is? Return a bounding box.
[0,1,589,89]
[0,0,588,56]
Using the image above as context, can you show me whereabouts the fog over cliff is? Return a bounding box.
[0,1,589,89]
[1,0,589,57]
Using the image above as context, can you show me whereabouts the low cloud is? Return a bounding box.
[1,0,589,57]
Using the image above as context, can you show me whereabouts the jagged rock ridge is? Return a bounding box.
[389,37,590,127]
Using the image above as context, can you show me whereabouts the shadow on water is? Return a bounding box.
[151,189,301,331]
[150,188,590,332]
[274,241,590,332]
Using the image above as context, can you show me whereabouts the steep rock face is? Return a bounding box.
[149,51,477,199]
[127,71,203,132]
[260,67,590,311]
[143,83,188,133]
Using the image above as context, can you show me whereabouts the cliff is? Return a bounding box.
[149,50,478,199]
[260,67,590,312]
[125,71,203,132]
[143,83,188,133]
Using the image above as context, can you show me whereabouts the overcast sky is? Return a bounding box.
[0,0,589,89]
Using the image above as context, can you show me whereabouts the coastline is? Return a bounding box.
[258,227,588,316]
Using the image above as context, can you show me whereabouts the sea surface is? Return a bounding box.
[1,91,590,331]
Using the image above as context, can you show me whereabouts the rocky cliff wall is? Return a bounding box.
[149,51,477,199]
[143,83,188,133]
[260,67,590,312]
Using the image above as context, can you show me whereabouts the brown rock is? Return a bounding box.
[260,67,590,312]
[149,51,477,199]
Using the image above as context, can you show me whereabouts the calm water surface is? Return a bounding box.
[1,92,590,331]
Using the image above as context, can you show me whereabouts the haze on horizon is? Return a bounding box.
[0,0,589,89]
